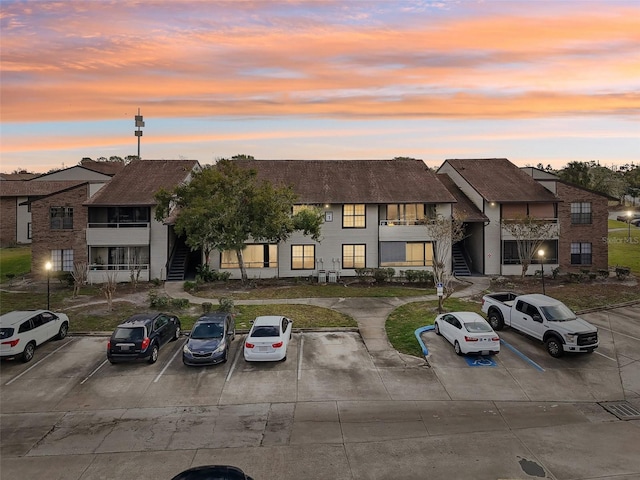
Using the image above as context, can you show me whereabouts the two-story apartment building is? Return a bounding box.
[437,158,560,276]
[522,167,611,272]
[83,160,200,283]
[0,162,121,247]
[199,159,458,280]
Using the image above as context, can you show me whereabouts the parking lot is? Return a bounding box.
[2,304,640,479]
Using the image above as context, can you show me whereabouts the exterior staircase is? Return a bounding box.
[167,242,189,281]
[452,243,471,276]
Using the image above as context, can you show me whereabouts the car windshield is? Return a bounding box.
[191,322,224,339]
[464,321,492,333]
[0,328,14,339]
[113,327,144,341]
[540,303,577,321]
[251,326,279,337]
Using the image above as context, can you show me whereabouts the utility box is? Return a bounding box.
[328,271,338,283]
[318,270,326,283]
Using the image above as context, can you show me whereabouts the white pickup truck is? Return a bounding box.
[481,292,598,357]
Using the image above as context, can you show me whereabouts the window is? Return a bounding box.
[291,245,315,270]
[343,204,365,228]
[50,207,73,229]
[571,242,592,265]
[384,204,433,225]
[571,202,592,224]
[343,244,366,269]
[221,244,277,268]
[379,241,434,267]
[51,249,74,271]
[103,246,149,270]
[502,240,558,265]
[27,222,32,240]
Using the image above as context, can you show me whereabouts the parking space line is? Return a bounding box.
[225,335,245,382]
[5,339,74,386]
[500,338,545,372]
[80,359,109,385]
[594,351,617,362]
[297,334,303,381]
[153,339,186,383]
[595,325,640,343]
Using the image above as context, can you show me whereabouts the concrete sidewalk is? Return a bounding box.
[164,276,491,366]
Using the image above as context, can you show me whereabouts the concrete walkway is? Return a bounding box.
[164,276,491,367]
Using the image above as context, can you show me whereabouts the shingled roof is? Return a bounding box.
[437,173,488,222]
[85,159,199,206]
[230,159,457,204]
[0,180,87,197]
[441,158,558,203]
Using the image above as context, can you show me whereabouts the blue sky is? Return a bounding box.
[1,0,638,173]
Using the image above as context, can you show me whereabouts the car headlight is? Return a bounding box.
[564,333,576,342]
[183,345,192,355]
[213,341,225,354]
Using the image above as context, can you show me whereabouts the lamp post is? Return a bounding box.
[538,249,546,295]
[628,210,633,241]
[45,261,52,310]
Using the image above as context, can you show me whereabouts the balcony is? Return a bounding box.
[501,218,559,240]
[86,222,150,246]
[379,219,431,241]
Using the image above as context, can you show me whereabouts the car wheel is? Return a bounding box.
[222,348,229,363]
[148,344,159,364]
[488,311,504,331]
[434,322,441,336]
[231,327,236,341]
[56,322,69,340]
[172,325,181,341]
[108,359,117,365]
[545,336,564,358]
[21,342,36,363]
[281,355,287,362]
[454,341,463,356]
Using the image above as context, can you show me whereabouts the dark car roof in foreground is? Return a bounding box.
[197,313,230,322]
[117,312,163,327]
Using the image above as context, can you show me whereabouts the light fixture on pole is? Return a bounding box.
[627,210,633,241]
[538,249,546,295]
[45,261,52,310]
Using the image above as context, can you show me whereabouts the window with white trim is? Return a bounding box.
[51,249,74,272]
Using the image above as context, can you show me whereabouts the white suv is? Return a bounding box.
[0,310,70,362]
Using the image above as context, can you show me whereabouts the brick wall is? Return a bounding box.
[0,197,17,246]
[556,182,608,272]
[31,184,89,279]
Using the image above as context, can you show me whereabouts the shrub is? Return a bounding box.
[551,267,561,279]
[598,269,609,279]
[148,290,170,308]
[53,271,74,287]
[615,266,631,280]
[372,268,395,283]
[151,278,163,287]
[355,268,373,281]
[202,302,213,313]
[171,298,189,310]
[218,296,235,313]
[196,264,232,283]
[183,280,197,292]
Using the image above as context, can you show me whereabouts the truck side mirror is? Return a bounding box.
[532,314,543,323]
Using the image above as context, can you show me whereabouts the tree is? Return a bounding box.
[155,159,324,283]
[501,216,555,278]
[71,261,88,298]
[100,272,117,311]
[558,161,591,188]
[424,215,466,313]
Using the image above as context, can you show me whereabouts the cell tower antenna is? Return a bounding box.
[134,108,145,159]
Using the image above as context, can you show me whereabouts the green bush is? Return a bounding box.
[171,298,189,310]
[148,290,170,308]
[598,269,609,279]
[372,268,395,283]
[355,268,373,280]
[218,296,235,313]
[196,264,232,283]
[183,280,197,292]
[202,302,213,313]
[403,270,434,285]
[551,267,561,279]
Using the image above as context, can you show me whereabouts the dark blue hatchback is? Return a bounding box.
[183,312,235,366]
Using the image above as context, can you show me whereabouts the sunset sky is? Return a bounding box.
[1,0,639,174]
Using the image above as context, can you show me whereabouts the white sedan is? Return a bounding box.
[243,315,293,362]
[434,312,500,356]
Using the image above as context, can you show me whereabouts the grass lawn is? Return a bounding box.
[0,247,31,283]
[193,282,431,300]
[608,227,640,274]
[386,298,483,358]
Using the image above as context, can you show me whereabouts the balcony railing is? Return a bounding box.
[379,219,428,226]
[89,263,149,271]
[88,222,150,228]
